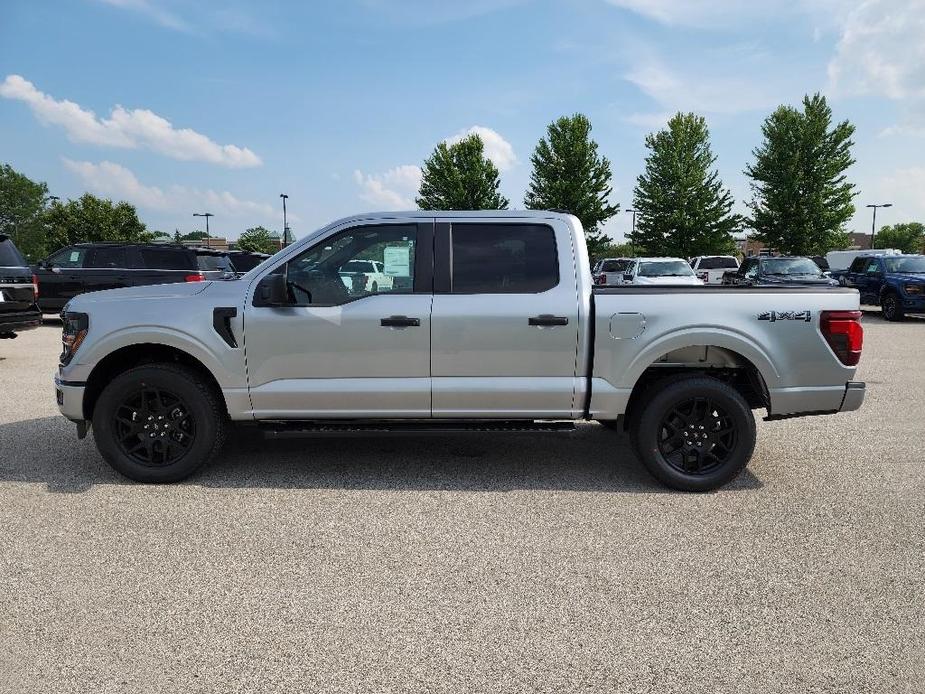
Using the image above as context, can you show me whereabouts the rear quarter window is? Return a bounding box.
[0,238,27,267]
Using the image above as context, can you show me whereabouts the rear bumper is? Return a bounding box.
[765,381,865,420]
[0,308,42,334]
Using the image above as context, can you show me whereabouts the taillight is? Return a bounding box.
[820,310,863,366]
[185,273,206,282]
[597,273,606,285]
[32,273,39,299]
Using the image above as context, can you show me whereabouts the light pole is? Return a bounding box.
[625,208,636,254]
[866,203,892,249]
[279,194,289,248]
[193,212,214,247]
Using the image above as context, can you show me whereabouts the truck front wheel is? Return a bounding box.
[629,376,756,492]
[881,292,905,322]
[91,363,228,483]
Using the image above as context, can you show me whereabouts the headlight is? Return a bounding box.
[60,311,89,365]
[904,283,923,295]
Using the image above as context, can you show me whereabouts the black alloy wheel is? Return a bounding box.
[113,386,196,466]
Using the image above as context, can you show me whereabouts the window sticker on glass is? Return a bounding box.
[70,251,81,262]
[383,246,411,276]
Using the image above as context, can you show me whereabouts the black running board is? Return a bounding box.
[259,419,577,438]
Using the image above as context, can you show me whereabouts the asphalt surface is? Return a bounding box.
[1,313,923,693]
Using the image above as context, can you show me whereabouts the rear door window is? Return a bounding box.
[699,256,738,270]
[87,247,127,268]
[139,247,196,270]
[450,223,558,294]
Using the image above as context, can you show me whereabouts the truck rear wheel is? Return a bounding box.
[91,363,228,483]
[629,376,756,492]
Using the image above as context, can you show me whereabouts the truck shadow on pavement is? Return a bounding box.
[0,417,763,494]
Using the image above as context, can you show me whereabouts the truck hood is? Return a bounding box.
[886,272,925,283]
[634,275,703,286]
[65,280,212,311]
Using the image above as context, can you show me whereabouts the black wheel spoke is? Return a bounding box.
[657,394,738,477]
[113,385,196,467]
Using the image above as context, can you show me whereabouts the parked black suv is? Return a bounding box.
[226,249,270,273]
[33,243,205,313]
[722,256,839,287]
[0,234,41,338]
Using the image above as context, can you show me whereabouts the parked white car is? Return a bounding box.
[339,259,394,294]
[592,257,633,285]
[689,255,739,285]
[623,257,705,285]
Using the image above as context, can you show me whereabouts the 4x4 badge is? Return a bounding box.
[758,310,812,322]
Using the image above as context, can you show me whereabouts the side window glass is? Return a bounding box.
[285,224,417,306]
[48,247,86,268]
[450,223,558,294]
[745,261,758,278]
[865,260,880,274]
[849,257,866,273]
[139,248,195,270]
[87,247,127,268]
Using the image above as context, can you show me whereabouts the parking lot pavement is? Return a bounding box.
[1,314,923,694]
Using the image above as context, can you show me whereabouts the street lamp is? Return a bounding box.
[193,212,214,247]
[279,194,290,248]
[866,203,892,250]
[625,208,636,254]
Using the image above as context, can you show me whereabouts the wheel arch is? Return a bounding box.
[82,343,227,421]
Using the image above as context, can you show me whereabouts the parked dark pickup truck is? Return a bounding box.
[723,256,838,288]
[0,234,41,338]
[831,253,925,321]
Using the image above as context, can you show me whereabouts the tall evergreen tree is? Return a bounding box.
[416,134,508,210]
[745,93,856,255]
[631,113,741,257]
[524,114,619,259]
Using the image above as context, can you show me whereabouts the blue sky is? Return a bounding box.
[1,0,923,241]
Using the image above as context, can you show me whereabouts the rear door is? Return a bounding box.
[84,246,132,293]
[132,246,198,286]
[430,219,580,418]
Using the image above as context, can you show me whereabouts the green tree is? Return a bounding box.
[745,93,856,255]
[43,193,147,251]
[524,114,619,259]
[874,222,925,254]
[416,134,508,210]
[0,163,50,260]
[180,230,209,241]
[236,226,278,254]
[631,113,741,257]
[594,241,636,263]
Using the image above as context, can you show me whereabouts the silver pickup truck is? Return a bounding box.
[54,211,865,491]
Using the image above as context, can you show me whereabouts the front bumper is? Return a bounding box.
[900,294,925,311]
[54,376,86,422]
[0,308,41,334]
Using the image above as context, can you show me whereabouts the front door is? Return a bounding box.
[430,219,581,418]
[36,246,89,312]
[244,220,433,419]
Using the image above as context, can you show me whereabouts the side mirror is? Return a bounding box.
[253,272,290,307]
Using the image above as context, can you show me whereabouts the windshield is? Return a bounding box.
[883,256,925,273]
[0,237,27,267]
[601,259,628,272]
[761,258,821,275]
[698,256,739,270]
[197,254,234,272]
[638,260,695,277]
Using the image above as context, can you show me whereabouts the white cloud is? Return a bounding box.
[353,165,422,210]
[96,0,190,32]
[622,111,672,130]
[624,61,775,114]
[445,125,517,171]
[866,165,925,223]
[1,75,261,168]
[63,159,280,231]
[604,0,850,29]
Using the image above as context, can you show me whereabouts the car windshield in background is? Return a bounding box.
[601,260,628,272]
[883,256,925,274]
[761,258,821,275]
[698,257,738,270]
[197,255,234,272]
[638,260,694,277]
[0,236,27,266]
[229,254,266,272]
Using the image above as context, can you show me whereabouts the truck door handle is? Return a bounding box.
[381,315,420,327]
[529,314,569,326]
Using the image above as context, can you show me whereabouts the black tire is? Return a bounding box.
[371,281,378,293]
[881,292,905,322]
[91,363,228,483]
[628,376,756,492]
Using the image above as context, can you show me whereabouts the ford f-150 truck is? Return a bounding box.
[831,253,925,321]
[54,212,866,491]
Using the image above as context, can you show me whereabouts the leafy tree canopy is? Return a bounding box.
[236,226,279,254]
[631,112,741,258]
[874,222,925,254]
[524,113,619,259]
[417,134,508,210]
[43,193,147,256]
[0,163,50,260]
[745,93,856,255]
